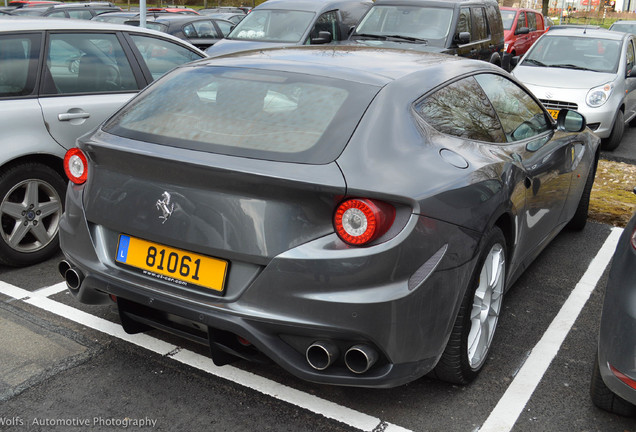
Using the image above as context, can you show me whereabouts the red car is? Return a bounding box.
[147,7,199,15]
[500,7,547,57]
[7,0,63,7]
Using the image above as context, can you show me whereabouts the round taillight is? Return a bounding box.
[334,198,395,246]
[64,148,88,185]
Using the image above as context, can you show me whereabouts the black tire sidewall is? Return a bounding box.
[0,163,67,267]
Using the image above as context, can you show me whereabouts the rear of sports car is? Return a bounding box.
[59,61,481,387]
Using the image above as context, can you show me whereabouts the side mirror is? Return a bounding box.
[515,27,530,35]
[311,31,332,44]
[510,55,520,68]
[455,31,470,45]
[556,109,586,132]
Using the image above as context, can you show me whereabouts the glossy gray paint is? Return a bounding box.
[597,211,636,405]
[59,46,600,387]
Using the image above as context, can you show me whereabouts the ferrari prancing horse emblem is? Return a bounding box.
[156,192,174,224]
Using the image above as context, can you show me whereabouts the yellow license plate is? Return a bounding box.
[116,235,227,292]
[548,109,559,120]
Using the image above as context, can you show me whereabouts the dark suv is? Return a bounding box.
[12,2,121,19]
[349,0,505,67]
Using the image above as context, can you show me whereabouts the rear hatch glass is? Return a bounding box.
[102,65,380,164]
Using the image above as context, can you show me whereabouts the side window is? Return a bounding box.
[415,76,506,143]
[45,33,138,95]
[0,34,40,97]
[192,20,217,38]
[516,12,526,31]
[183,24,197,38]
[475,74,550,142]
[47,11,67,18]
[215,20,233,37]
[527,12,537,31]
[310,10,340,42]
[129,34,203,81]
[457,8,471,37]
[472,7,488,41]
[626,40,635,74]
[68,9,93,20]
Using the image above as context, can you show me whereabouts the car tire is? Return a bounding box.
[432,226,506,384]
[602,110,624,151]
[567,156,597,231]
[0,163,66,267]
[590,352,636,416]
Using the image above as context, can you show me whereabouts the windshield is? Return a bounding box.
[501,10,516,30]
[353,6,453,46]
[228,10,314,43]
[521,35,622,73]
[103,66,380,164]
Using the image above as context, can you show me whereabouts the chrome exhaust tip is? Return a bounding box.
[64,267,84,291]
[306,341,339,371]
[58,260,71,279]
[344,344,378,374]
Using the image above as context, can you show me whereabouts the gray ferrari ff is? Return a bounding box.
[58,46,600,388]
[591,193,636,416]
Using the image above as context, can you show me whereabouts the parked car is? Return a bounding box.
[5,0,62,8]
[146,7,199,15]
[512,27,636,151]
[199,7,246,15]
[0,18,206,267]
[12,2,122,19]
[349,0,505,67]
[91,10,142,24]
[125,15,234,50]
[609,20,636,35]
[205,0,372,57]
[500,7,547,58]
[58,45,599,388]
[590,192,636,416]
[0,9,14,15]
[199,12,245,25]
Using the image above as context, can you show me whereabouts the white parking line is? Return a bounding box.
[478,226,623,432]
[0,281,412,432]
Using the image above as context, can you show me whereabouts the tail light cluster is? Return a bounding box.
[334,198,395,246]
[64,148,88,185]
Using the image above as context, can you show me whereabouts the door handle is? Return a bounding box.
[58,112,90,121]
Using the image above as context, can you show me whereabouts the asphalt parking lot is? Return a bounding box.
[1,125,635,432]
[0,212,635,431]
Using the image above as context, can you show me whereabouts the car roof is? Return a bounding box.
[191,45,493,87]
[253,0,371,12]
[544,27,628,40]
[499,6,542,11]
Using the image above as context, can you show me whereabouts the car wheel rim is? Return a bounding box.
[0,179,62,253]
[467,243,505,370]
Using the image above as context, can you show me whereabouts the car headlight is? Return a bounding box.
[504,43,509,52]
[586,82,614,108]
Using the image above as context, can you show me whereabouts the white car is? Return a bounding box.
[0,18,206,267]
[512,27,636,151]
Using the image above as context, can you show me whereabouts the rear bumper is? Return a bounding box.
[59,186,481,388]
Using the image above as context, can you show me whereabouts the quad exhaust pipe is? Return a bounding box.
[306,341,378,374]
[345,344,378,374]
[58,260,84,291]
[306,341,339,371]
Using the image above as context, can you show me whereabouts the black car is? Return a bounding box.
[349,0,506,67]
[590,189,636,416]
[126,15,234,50]
[199,12,245,25]
[12,2,122,19]
[205,0,372,57]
